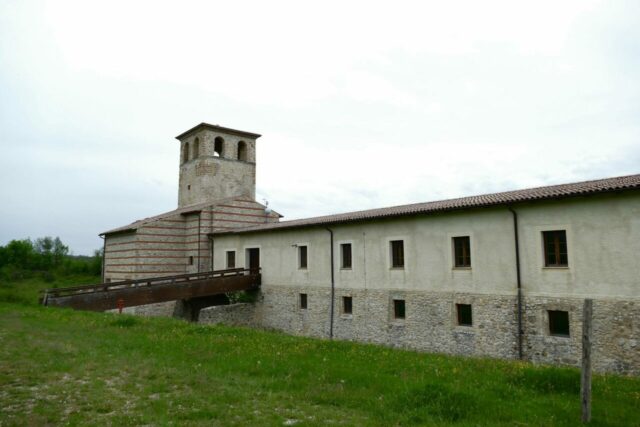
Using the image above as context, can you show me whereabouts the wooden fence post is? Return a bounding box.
[581,298,593,423]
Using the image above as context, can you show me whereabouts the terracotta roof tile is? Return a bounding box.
[214,173,640,235]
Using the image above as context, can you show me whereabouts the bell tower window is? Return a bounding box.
[237,141,247,161]
[183,142,190,163]
[214,137,224,157]
[193,137,200,159]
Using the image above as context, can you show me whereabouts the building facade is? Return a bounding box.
[103,123,640,374]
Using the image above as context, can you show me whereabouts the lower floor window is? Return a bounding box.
[299,293,308,310]
[342,296,353,315]
[548,310,570,337]
[393,299,406,319]
[456,304,473,326]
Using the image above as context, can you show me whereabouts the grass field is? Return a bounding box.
[0,278,639,426]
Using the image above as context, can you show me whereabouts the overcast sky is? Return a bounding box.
[1,1,639,255]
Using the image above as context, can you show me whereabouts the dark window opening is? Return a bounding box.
[226,251,235,269]
[543,230,568,267]
[183,142,190,163]
[343,296,353,315]
[548,310,570,337]
[187,185,191,190]
[393,299,405,319]
[341,243,352,269]
[214,137,224,157]
[390,240,404,268]
[188,256,194,265]
[299,245,308,269]
[193,137,200,159]
[299,293,308,310]
[453,236,471,268]
[237,141,247,161]
[456,304,472,326]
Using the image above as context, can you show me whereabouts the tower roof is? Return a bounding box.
[175,123,261,141]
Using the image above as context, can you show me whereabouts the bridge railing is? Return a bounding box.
[41,268,259,300]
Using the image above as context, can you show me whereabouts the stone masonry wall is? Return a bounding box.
[246,285,640,375]
[199,303,257,327]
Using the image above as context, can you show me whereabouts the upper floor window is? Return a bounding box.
[340,243,352,269]
[193,137,200,159]
[237,141,248,161]
[214,137,224,157]
[453,236,471,268]
[543,230,568,267]
[226,250,236,269]
[390,240,404,269]
[298,245,308,269]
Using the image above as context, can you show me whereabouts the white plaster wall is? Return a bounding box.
[212,192,640,299]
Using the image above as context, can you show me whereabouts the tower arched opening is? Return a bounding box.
[214,137,224,157]
[237,141,247,161]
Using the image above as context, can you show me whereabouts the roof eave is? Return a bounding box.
[175,123,262,141]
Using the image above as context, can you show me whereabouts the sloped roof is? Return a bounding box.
[175,123,261,140]
[213,173,640,235]
[100,197,279,236]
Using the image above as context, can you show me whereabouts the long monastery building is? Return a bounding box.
[102,122,640,375]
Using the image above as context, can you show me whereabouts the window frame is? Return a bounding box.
[393,299,406,320]
[390,240,405,269]
[453,236,471,268]
[548,310,570,337]
[226,250,236,269]
[299,293,308,310]
[340,243,352,269]
[342,296,353,315]
[298,245,308,270]
[542,230,568,268]
[456,303,473,326]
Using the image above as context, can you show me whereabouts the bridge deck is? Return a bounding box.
[41,268,261,312]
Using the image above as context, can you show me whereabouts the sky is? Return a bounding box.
[0,0,639,255]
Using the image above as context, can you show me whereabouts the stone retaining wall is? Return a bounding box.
[199,303,257,327]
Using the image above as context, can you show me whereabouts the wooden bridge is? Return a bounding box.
[41,268,261,312]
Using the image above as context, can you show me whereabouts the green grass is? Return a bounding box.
[0,278,639,426]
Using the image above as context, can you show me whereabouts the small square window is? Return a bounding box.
[456,304,472,326]
[390,240,404,268]
[298,245,308,269]
[341,243,352,269]
[393,299,405,319]
[453,236,471,268]
[543,230,568,267]
[343,296,353,315]
[548,310,570,337]
[299,293,308,310]
[226,251,236,269]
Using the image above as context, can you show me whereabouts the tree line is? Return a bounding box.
[0,237,102,281]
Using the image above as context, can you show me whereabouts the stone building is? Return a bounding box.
[103,123,640,374]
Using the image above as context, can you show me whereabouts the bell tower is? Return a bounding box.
[175,123,260,207]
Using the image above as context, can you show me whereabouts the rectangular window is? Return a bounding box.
[299,293,308,310]
[543,230,568,267]
[188,256,194,265]
[453,236,471,268]
[343,296,353,315]
[226,251,236,269]
[548,310,570,337]
[393,299,406,319]
[341,243,352,269]
[390,240,404,268]
[456,304,473,326]
[298,245,308,269]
